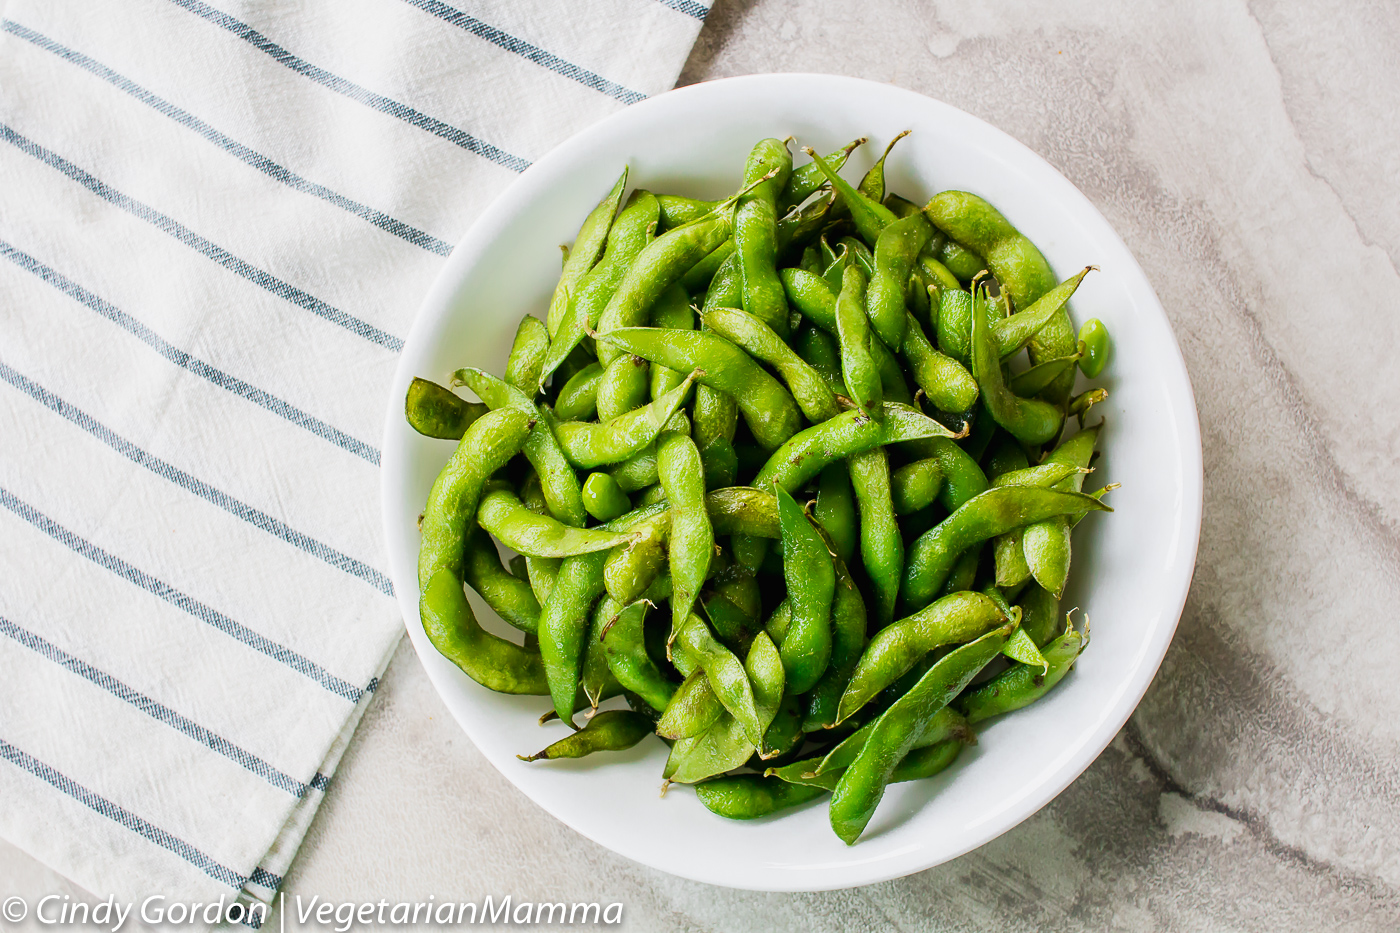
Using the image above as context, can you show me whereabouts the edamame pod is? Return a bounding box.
[452,367,587,526]
[539,190,659,383]
[477,484,633,558]
[774,487,835,694]
[658,427,713,635]
[550,371,697,468]
[901,487,1111,609]
[836,264,882,417]
[970,285,1063,446]
[836,591,1010,721]
[598,327,802,450]
[405,377,485,439]
[704,306,841,422]
[518,709,653,762]
[735,138,794,337]
[600,600,676,713]
[829,622,1014,844]
[866,212,932,348]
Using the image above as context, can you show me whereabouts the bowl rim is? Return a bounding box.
[380,72,1204,891]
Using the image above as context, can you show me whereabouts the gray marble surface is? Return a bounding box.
[5,0,1400,929]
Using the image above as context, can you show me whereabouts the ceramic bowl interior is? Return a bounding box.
[381,73,1202,892]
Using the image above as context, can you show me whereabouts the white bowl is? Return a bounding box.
[381,73,1202,891]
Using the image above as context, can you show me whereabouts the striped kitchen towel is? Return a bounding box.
[0,0,709,924]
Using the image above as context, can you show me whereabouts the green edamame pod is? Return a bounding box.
[580,596,623,708]
[462,527,540,633]
[801,547,869,732]
[597,172,780,365]
[829,621,1014,843]
[607,444,659,493]
[752,403,955,494]
[793,323,844,393]
[735,138,794,337]
[901,486,1110,609]
[421,570,548,695]
[703,251,742,315]
[760,693,805,760]
[539,189,659,383]
[699,437,738,490]
[924,190,1074,400]
[866,212,932,348]
[1009,353,1080,398]
[971,286,1062,446]
[418,408,532,589]
[848,447,902,629]
[802,147,897,247]
[857,131,908,205]
[554,362,603,421]
[702,592,756,654]
[1020,583,1062,646]
[1022,426,1100,598]
[550,371,697,468]
[504,315,550,393]
[934,239,988,283]
[695,773,826,819]
[477,483,632,558]
[900,311,978,413]
[705,487,781,538]
[939,545,980,597]
[658,427,714,636]
[518,709,652,762]
[545,169,627,338]
[656,195,717,230]
[657,668,724,740]
[649,285,694,400]
[595,353,651,422]
[897,435,988,512]
[836,591,1009,722]
[518,476,560,606]
[681,239,735,293]
[780,138,863,210]
[935,285,997,367]
[666,631,784,783]
[671,613,764,745]
[836,264,881,417]
[918,254,961,291]
[600,600,675,713]
[602,510,669,604]
[774,486,835,694]
[581,471,631,522]
[799,706,971,780]
[539,549,609,723]
[780,266,838,332]
[775,191,834,255]
[995,267,1093,358]
[960,625,1085,722]
[814,462,857,565]
[840,237,876,278]
[693,379,739,449]
[1078,318,1111,378]
[405,377,486,439]
[869,335,913,406]
[890,458,943,516]
[704,307,841,422]
[598,327,802,450]
[452,368,587,527]
[418,409,545,693]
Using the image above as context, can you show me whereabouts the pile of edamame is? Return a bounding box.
[409,134,1115,845]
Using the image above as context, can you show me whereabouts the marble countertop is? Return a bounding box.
[6,0,1398,929]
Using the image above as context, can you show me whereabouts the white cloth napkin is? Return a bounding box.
[0,0,708,923]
